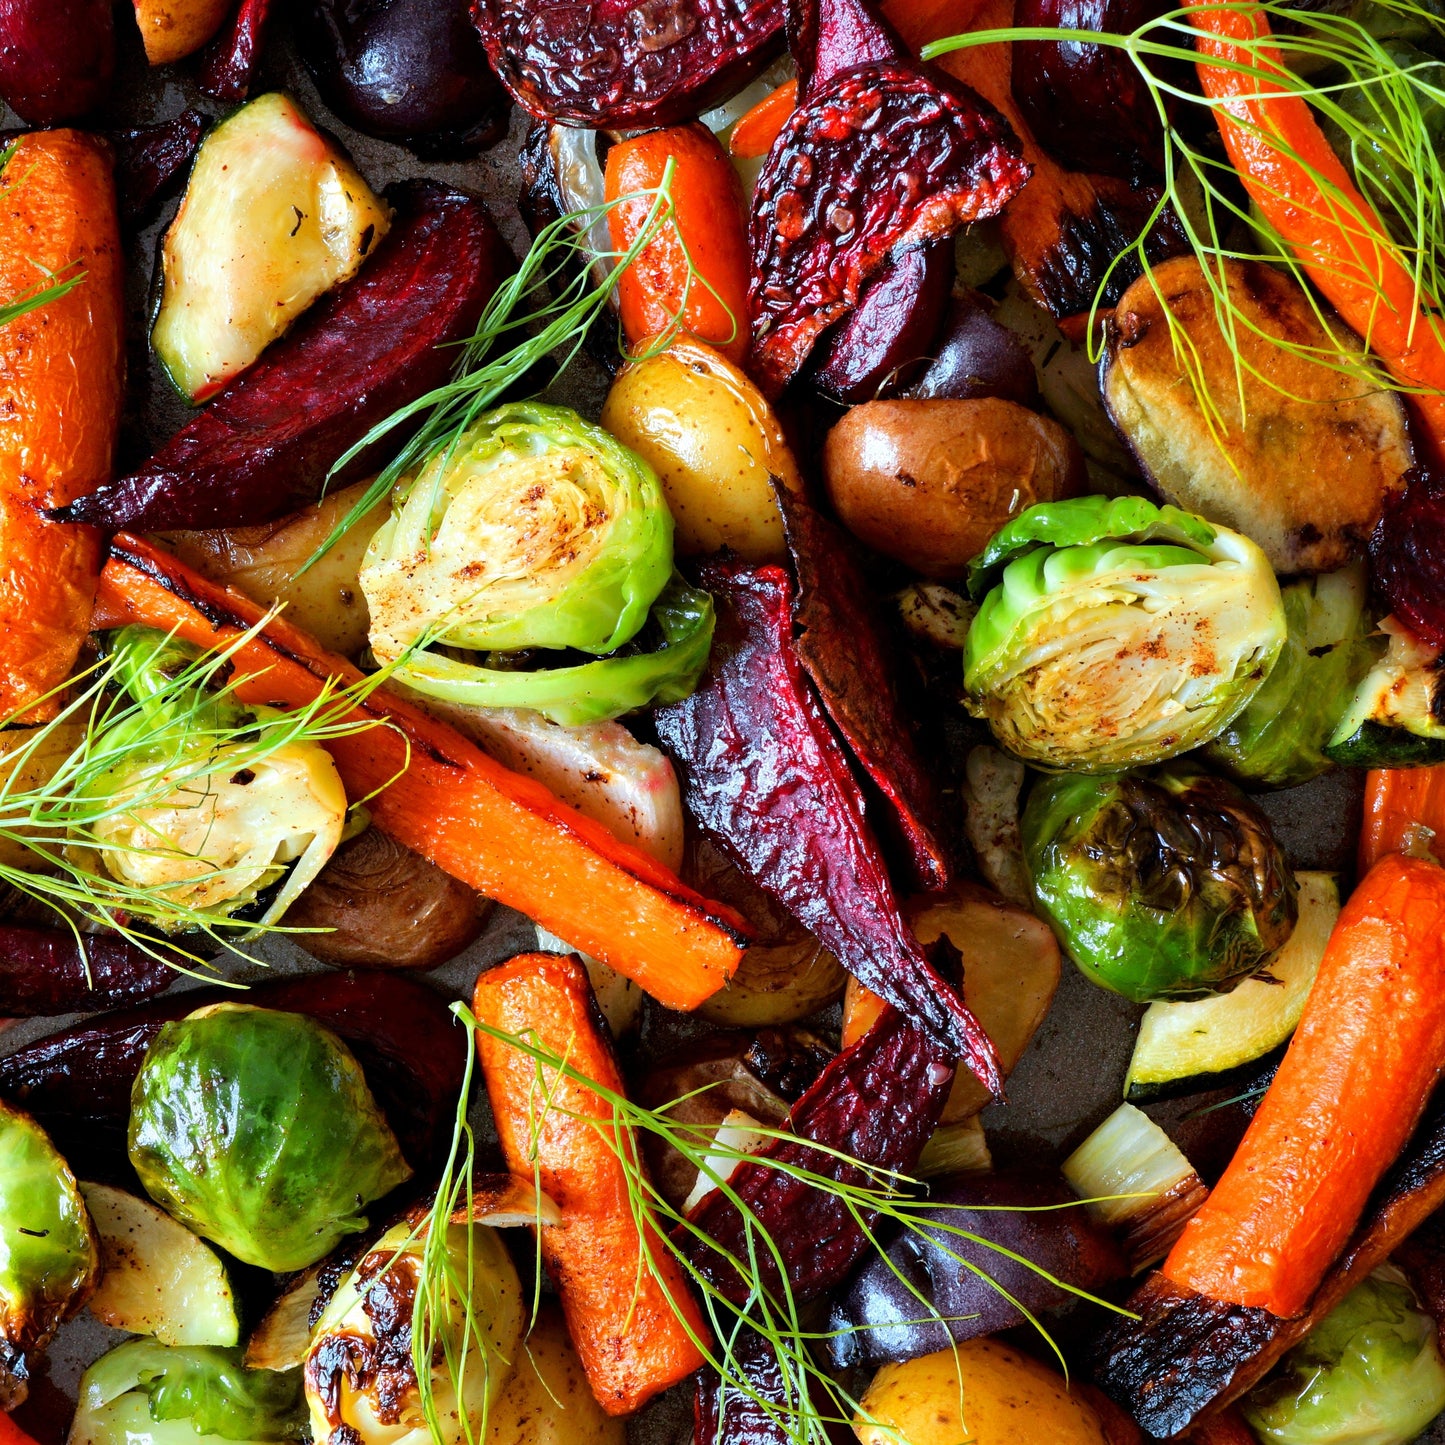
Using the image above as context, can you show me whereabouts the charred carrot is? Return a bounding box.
[605,123,751,364]
[1183,0,1445,458]
[1360,765,1445,873]
[729,79,798,159]
[0,1414,44,1445]
[0,131,123,722]
[1163,853,1445,1317]
[472,952,708,1413]
[92,535,748,1008]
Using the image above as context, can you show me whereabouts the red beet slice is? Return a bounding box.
[199,0,273,102]
[114,111,206,230]
[1372,465,1445,648]
[58,181,514,533]
[0,928,180,1016]
[468,0,785,130]
[695,1326,853,1444]
[654,560,999,1086]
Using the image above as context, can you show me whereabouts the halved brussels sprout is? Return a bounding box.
[1243,1270,1445,1445]
[0,1101,98,1408]
[303,1218,524,1445]
[1022,762,1298,1002]
[69,627,348,934]
[70,1340,306,1445]
[964,496,1287,772]
[128,1004,412,1272]
[361,401,673,664]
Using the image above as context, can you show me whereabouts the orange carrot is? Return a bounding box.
[729,79,798,159]
[472,952,709,1414]
[1184,1410,1258,1445]
[92,535,748,1009]
[0,1415,44,1445]
[0,130,123,722]
[1163,853,1445,1316]
[1184,0,1445,459]
[605,123,751,364]
[1360,765,1445,874]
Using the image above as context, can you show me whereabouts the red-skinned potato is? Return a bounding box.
[905,293,1040,407]
[133,0,230,64]
[0,0,113,123]
[823,397,1084,578]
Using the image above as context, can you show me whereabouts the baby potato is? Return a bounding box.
[600,336,802,561]
[824,398,1084,578]
[854,1338,1109,1445]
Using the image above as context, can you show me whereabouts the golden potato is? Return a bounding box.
[823,398,1084,578]
[486,1303,625,1445]
[600,337,802,561]
[854,1339,1109,1445]
[0,719,84,871]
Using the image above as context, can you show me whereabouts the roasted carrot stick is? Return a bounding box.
[1163,853,1445,1317]
[1183,0,1445,459]
[0,1414,44,1445]
[472,952,708,1413]
[0,130,123,722]
[729,79,798,159]
[92,535,748,1008]
[1360,765,1445,874]
[605,123,751,364]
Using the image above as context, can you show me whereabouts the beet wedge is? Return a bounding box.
[747,0,1028,395]
[469,0,785,130]
[58,181,512,532]
[655,559,999,1087]
[696,1324,853,1445]
[0,927,180,1016]
[198,0,272,102]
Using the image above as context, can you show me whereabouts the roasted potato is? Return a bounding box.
[1103,256,1412,574]
[0,720,84,872]
[132,0,230,64]
[156,480,386,658]
[854,1338,1110,1445]
[600,336,801,561]
[823,397,1084,578]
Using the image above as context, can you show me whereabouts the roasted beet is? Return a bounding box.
[747,0,1029,395]
[301,0,508,157]
[695,1326,853,1445]
[905,293,1040,406]
[469,0,785,130]
[1372,464,1445,647]
[0,0,113,125]
[655,560,998,1084]
[198,0,272,102]
[113,111,206,230]
[58,182,513,532]
[0,928,180,1016]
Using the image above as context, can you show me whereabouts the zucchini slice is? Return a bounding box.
[1124,871,1340,1102]
[153,92,390,403]
[1326,616,1445,766]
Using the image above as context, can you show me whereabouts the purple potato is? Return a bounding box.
[905,293,1040,408]
[0,0,113,125]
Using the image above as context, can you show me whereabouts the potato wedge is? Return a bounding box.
[1103,256,1412,574]
[133,0,230,64]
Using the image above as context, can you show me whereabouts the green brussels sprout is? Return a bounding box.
[129,1005,412,1271]
[1022,762,1298,1001]
[303,1217,524,1445]
[964,496,1287,772]
[361,401,673,664]
[0,1101,98,1408]
[69,627,348,934]
[1243,1270,1445,1445]
[70,1341,306,1445]
[1206,564,1377,789]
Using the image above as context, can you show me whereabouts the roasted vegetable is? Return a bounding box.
[1243,1271,1445,1445]
[59,183,513,533]
[1360,764,1445,875]
[70,1341,305,1445]
[304,1217,523,1445]
[128,1004,412,1271]
[829,1169,1123,1366]
[1326,616,1445,766]
[1206,567,1376,788]
[114,113,206,229]
[0,928,176,1016]
[961,744,1030,907]
[80,1183,238,1349]
[964,496,1286,772]
[132,0,230,64]
[0,129,123,723]
[470,0,784,129]
[153,94,390,404]
[1023,762,1299,1002]
[0,0,113,123]
[0,1101,98,1408]
[823,397,1083,578]
[198,0,271,102]
[1372,465,1445,647]
[1102,257,1413,574]
[599,335,801,561]
[299,0,508,156]
[902,292,1040,407]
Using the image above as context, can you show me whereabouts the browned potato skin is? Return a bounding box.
[284,827,489,970]
[1103,256,1412,574]
[823,398,1084,578]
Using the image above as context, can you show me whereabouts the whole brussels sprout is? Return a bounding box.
[0,1102,98,1408]
[1243,1270,1445,1445]
[129,1005,412,1271]
[1022,763,1298,1001]
[964,496,1286,772]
